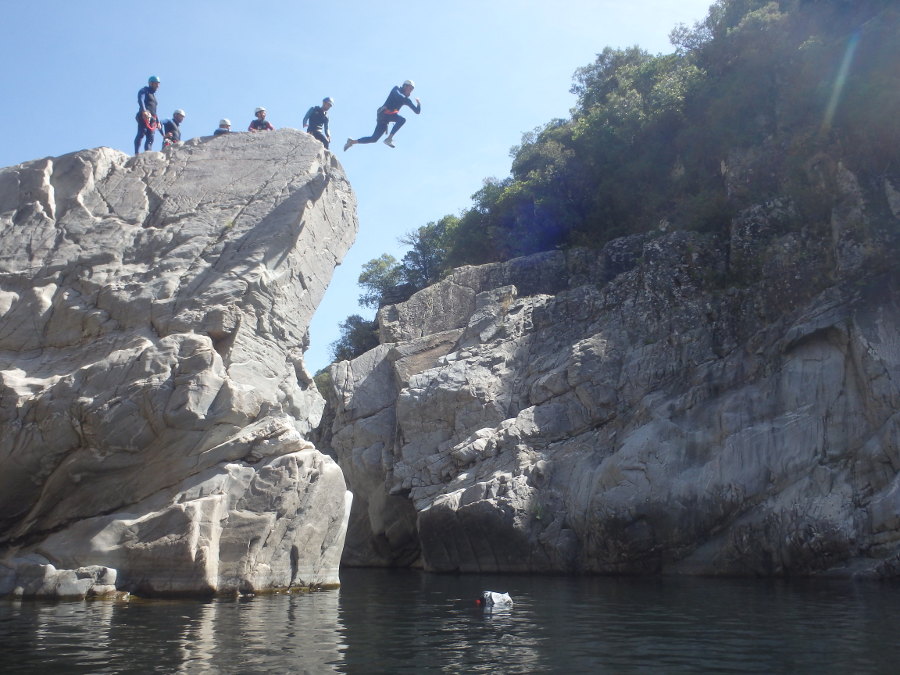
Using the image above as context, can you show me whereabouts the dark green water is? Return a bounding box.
[2,569,899,673]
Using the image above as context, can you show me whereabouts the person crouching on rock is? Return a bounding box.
[162,109,186,148]
[248,107,274,131]
[344,79,420,151]
[213,118,231,136]
[135,75,161,154]
[303,97,333,149]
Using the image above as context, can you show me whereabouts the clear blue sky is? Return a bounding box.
[0,0,714,374]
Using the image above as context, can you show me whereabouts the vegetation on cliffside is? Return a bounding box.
[332,0,898,362]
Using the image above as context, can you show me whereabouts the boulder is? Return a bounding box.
[0,129,356,597]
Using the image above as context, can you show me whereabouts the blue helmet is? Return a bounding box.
[148,75,160,84]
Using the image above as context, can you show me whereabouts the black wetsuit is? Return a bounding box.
[355,86,421,144]
[303,106,330,148]
[162,118,181,147]
[134,85,159,153]
[248,118,274,131]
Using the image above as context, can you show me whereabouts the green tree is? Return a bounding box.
[357,253,404,309]
[344,0,899,324]
[398,215,459,289]
[329,314,379,363]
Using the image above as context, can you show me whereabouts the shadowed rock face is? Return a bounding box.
[0,129,357,597]
[330,165,900,578]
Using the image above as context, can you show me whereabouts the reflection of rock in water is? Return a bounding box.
[0,129,357,598]
[177,592,346,672]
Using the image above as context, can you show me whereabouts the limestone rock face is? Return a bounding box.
[329,169,900,577]
[0,129,356,597]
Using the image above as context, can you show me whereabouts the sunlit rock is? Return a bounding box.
[328,164,900,577]
[0,129,356,597]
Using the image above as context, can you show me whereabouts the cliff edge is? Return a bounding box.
[0,129,357,597]
[329,160,900,577]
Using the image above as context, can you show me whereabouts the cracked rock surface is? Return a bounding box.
[329,167,900,577]
[0,129,356,597]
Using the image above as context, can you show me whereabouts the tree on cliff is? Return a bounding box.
[329,314,379,363]
[335,0,900,362]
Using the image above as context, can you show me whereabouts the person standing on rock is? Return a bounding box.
[134,75,161,154]
[303,97,333,149]
[248,107,274,131]
[213,119,232,136]
[344,80,420,151]
[162,109,186,148]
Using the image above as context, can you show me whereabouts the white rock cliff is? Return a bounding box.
[0,129,356,597]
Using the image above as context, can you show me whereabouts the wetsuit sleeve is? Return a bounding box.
[137,88,147,112]
[403,97,421,114]
[302,107,314,126]
[388,86,421,114]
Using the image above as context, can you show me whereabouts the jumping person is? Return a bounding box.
[344,80,420,151]
[135,75,161,154]
[162,109,186,148]
[303,97,333,148]
[213,119,231,136]
[248,107,274,131]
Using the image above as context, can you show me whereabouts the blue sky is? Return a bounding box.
[0,0,714,374]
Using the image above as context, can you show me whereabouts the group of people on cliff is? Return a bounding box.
[134,76,421,155]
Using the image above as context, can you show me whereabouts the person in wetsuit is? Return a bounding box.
[213,118,232,135]
[344,80,420,151]
[303,97,333,148]
[135,75,161,154]
[162,109,186,148]
[248,107,274,131]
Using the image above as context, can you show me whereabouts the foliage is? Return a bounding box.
[357,254,404,309]
[313,368,332,397]
[329,314,379,363]
[398,215,459,289]
[329,0,900,365]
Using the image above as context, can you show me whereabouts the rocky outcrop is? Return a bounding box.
[329,164,900,577]
[0,129,356,597]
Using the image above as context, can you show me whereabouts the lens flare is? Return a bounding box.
[822,32,860,131]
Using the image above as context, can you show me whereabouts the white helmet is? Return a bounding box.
[255,106,266,114]
[323,97,334,105]
[220,118,231,127]
[174,109,186,117]
[403,79,415,88]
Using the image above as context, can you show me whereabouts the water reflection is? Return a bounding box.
[3,572,900,673]
[1,591,347,674]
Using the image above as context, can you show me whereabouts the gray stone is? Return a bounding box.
[327,165,900,577]
[0,129,356,596]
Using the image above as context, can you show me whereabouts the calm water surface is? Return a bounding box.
[2,569,899,673]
